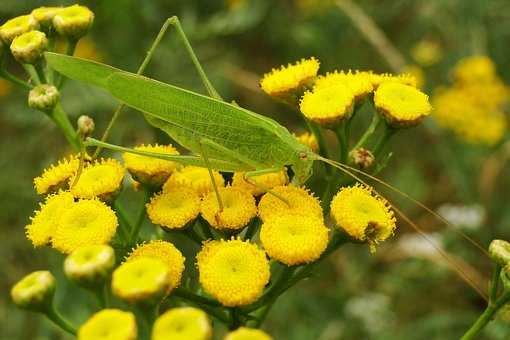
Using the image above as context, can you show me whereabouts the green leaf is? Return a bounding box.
[44,52,122,88]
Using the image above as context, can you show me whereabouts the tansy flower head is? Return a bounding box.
[123,144,180,188]
[314,70,373,102]
[31,7,62,27]
[78,309,137,340]
[10,30,48,64]
[11,271,55,311]
[34,155,79,195]
[374,82,431,127]
[196,239,270,307]
[365,71,417,89]
[411,39,443,66]
[0,15,38,44]
[258,185,322,222]
[152,307,212,340]
[452,55,496,84]
[53,5,94,39]
[25,191,74,247]
[200,186,257,230]
[295,131,319,153]
[147,187,200,230]
[126,241,185,293]
[300,84,355,126]
[232,169,289,196]
[112,257,169,304]
[52,198,118,254]
[330,184,396,252]
[64,244,115,288]
[260,57,319,98]
[260,213,329,266]
[163,166,225,197]
[28,84,60,112]
[225,327,273,340]
[70,158,124,202]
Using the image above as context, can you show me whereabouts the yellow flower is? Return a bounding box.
[410,39,443,66]
[300,84,354,126]
[34,155,79,195]
[31,7,62,26]
[0,15,39,44]
[112,257,169,304]
[25,191,75,247]
[64,244,115,288]
[70,158,124,201]
[452,55,496,84]
[123,144,180,188]
[365,72,417,89]
[11,271,55,311]
[330,184,396,251]
[260,213,329,266]
[126,241,185,293]
[152,307,212,340]
[196,239,270,307]
[231,169,289,196]
[295,132,319,153]
[53,4,94,39]
[78,309,137,340]
[314,70,373,102]
[10,30,48,64]
[374,82,431,127]
[225,327,273,340]
[52,198,118,254]
[260,57,320,98]
[147,187,200,230]
[258,185,322,222]
[163,166,225,197]
[200,186,257,230]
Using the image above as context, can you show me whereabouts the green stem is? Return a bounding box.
[49,104,81,151]
[490,265,502,302]
[335,123,349,164]
[173,287,222,307]
[0,69,32,90]
[34,61,47,84]
[353,113,380,150]
[230,308,242,330]
[129,188,152,244]
[113,201,133,241]
[243,219,260,241]
[23,64,41,85]
[44,304,77,335]
[56,38,77,88]
[461,293,510,340]
[373,123,396,158]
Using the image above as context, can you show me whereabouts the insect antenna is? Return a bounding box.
[315,155,489,300]
[71,140,88,188]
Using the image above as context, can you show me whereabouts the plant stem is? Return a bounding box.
[44,304,77,335]
[461,292,510,340]
[243,219,260,241]
[129,187,152,244]
[113,200,133,241]
[373,123,396,158]
[173,287,222,307]
[489,265,502,302]
[335,122,349,164]
[0,69,32,90]
[353,113,380,150]
[56,38,77,88]
[49,104,81,151]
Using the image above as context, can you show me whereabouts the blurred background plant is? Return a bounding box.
[1,0,509,339]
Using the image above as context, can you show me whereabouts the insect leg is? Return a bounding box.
[198,139,225,214]
[244,168,291,205]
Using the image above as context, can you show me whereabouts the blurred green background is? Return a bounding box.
[1,0,510,339]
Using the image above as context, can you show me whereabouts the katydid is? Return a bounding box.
[45,16,488,299]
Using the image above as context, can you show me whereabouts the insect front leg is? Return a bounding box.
[244,168,290,206]
[197,139,226,218]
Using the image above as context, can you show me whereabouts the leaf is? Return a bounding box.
[44,52,123,88]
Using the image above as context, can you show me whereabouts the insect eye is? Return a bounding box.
[299,152,307,160]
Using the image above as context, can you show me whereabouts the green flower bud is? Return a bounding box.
[77,115,95,138]
[31,7,63,27]
[53,5,94,39]
[28,84,60,112]
[349,147,375,169]
[64,245,115,289]
[0,15,39,44]
[10,30,48,64]
[489,239,510,266]
[11,270,56,311]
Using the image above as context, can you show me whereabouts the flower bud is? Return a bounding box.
[28,84,60,112]
[64,245,115,289]
[349,147,375,169]
[0,15,39,44]
[10,30,48,64]
[53,5,94,40]
[11,270,56,311]
[77,115,95,138]
[489,239,510,267]
[31,7,63,28]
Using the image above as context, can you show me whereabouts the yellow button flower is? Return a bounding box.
[0,15,39,44]
[260,213,329,266]
[53,5,94,39]
[10,30,48,64]
[25,191,75,247]
[374,82,431,127]
[152,307,212,340]
[31,7,63,26]
[411,39,443,67]
[225,327,273,340]
[78,309,137,340]
[330,184,396,252]
[70,158,124,201]
[147,187,200,230]
[11,271,55,311]
[452,55,496,84]
[200,186,257,230]
[112,257,169,304]
[300,84,355,126]
[52,198,118,254]
[64,244,115,288]
[126,241,185,293]
[295,131,319,153]
[232,169,288,196]
[34,155,79,195]
[314,70,373,102]
[260,57,320,98]
[163,166,225,197]
[258,185,322,222]
[197,239,270,307]
[123,144,180,188]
